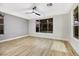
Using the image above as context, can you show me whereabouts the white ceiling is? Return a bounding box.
[0,3,73,20]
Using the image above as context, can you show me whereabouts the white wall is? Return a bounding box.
[29,14,69,41]
[0,14,28,40]
[67,4,79,55]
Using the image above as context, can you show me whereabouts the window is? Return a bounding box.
[36,18,53,33]
[73,6,79,39]
[0,14,4,34]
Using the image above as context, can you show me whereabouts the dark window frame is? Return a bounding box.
[73,6,79,39]
[0,14,4,34]
[36,18,53,33]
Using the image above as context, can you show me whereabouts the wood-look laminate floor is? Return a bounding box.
[0,36,78,56]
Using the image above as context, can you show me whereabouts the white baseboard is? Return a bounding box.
[0,34,68,43]
[29,34,68,41]
[0,35,29,43]
[68,37,79,55]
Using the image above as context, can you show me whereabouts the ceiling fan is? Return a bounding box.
[25,3,53,16]
[32,6,40,16]
[25,4,41,16]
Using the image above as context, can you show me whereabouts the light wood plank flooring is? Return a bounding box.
[0,36,78,56]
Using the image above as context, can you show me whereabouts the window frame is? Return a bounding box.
[36,18,53,33]
[73,6,79,39]
[0,14,4,34]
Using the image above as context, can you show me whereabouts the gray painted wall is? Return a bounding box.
[0,14,28,40]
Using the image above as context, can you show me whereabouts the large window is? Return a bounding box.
[36,18,53,33]
[0,14,4,34]
[73,6,79,39]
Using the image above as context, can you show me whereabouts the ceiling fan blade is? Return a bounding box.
[32,10,40,16]
[34,12,40,16]
[25,10,33,14]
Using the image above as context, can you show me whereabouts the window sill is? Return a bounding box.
[36,32,53,34]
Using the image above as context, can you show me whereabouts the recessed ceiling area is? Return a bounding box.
[0,3,73,20]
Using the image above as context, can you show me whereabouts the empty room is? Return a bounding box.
[0,3,79,56]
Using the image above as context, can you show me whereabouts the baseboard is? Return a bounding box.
[68,39,79,55]
[0,34,68,43]
[29,34,68,41]
[0,35,29,43]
